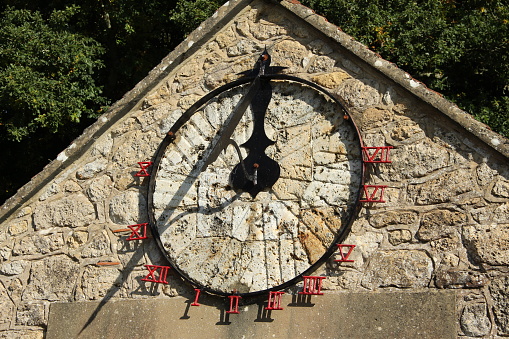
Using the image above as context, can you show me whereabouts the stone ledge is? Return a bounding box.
[47,291,456,339]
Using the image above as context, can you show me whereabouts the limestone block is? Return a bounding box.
[361,250,433,289]
[16,301,46,326]
[8,219,28,236]
[33,193,95,229]
[75,266,122,301]
[87,175,113,202]
[76,159,107,180]
[360,107,394,131]
[307,55,336,73]
[111,130,159,170]
[460,303,491,337]
[7,278,23,301]
[463,224,509,265]
[476,162,497,186]
[13,233,64,256]
[435,270,487,289]
[23,255,79,301]
[0,330,43,339]
[337,78,381,109]
[308,39,333,55]
[408,169,475,205]
[0,283,14,327]
[417,209,467,241]
[311,71,349,89]
[272,40,310,73]
[250,19,287,40]
[66,231,88,249]
[494,203,509,223]
[493,179,509,198]
[388,229,412,246]
[369,210,418,229]
[91,133,113,157]
[62,180,82,193]
[81,231,111,258]
[38,182,60,201]
[0,246,11,261]
[226,39,259,57]
[0,261,28,276]
[489,275,509,335]
[109,190,148,225]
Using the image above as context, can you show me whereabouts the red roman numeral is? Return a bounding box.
[141,265,170,284]
[226,294,242,314]
[265,291,285,310]
[360,185,388,203]
[299,276,326,295]
[335,244,356,262]
[134,161,153,177]
[126,223,148,241]
[191,289,201,306]
[362,146,393,163]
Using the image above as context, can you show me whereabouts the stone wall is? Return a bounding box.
[1,0,508,338]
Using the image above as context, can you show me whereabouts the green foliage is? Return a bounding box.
[170,0,228,36]
[0,6,107,141]
[301,0,509,138]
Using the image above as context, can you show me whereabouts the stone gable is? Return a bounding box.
[0,0,508,337]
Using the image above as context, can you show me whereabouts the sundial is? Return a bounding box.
[145,49,365,297]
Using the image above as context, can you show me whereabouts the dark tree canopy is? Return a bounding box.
[0,0,507,203]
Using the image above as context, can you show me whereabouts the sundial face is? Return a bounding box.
[148,52,363,296]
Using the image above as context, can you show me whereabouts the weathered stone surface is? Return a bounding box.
[111,130,159,169]
[66,231,88,249]
[460,303,491,337]
[76,159,107,180]
[109,190,147,225]
[476,162,497,186]
[489,275,509,335]
[388,229,412,246]
[86,175,113,202]
[337,78,381,109]
[8,219,28,236]
[39,182,60,201]
[0,283,14,327]
[23,255,79,301]
[463,224,509,265]
[369,210,418,229]
[81,231,111,258]
[382,140,453,182]
[435,270,487,289]
[408,169,476,205]
[360,107,393,130]
[0,261,28,276]
[16,302,46,326]
[311,71,349,89]
[494,202,509,223]
[417,209,467,241]
[75,266,122,301]
[46,292,457,339]
[361,250,433,289]
[33,194,95,229]
[0,0,508,336]
[13,233,64,256]
[62,180,82,193]
[0,330,44,339]
[493,179,509,198]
